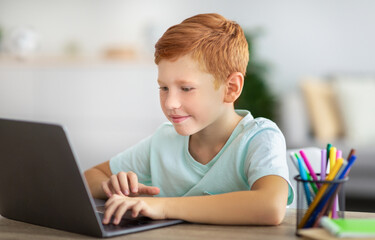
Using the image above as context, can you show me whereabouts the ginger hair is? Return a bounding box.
[154,13,249,88]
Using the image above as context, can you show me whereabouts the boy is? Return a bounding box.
[84,13,293,226]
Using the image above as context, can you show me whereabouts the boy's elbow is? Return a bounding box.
[262,202,286,226]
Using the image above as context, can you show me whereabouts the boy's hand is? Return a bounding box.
[102,194,166,225]
[102,171,160,198]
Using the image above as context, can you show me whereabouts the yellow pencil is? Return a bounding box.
[298,158,343,229]
[329,147,337,173]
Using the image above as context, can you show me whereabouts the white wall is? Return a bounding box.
[1,0,375,169]
[1,0,374,94]
[0,62,165,170]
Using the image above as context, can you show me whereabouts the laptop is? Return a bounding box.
[0,118,183,237]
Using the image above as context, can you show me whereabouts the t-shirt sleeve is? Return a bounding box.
[244,127,294,205]
[109,135,152,185]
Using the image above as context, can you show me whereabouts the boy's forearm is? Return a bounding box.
[162,176,289,225]
[163,190,286,225]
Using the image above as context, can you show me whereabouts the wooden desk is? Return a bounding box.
[1,209,375,240]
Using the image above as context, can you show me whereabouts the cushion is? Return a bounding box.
[331,76,375,146]
[300,77,343,142]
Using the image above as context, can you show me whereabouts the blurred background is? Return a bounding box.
[1,0,374,211]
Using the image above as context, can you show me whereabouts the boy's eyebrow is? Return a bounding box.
[157,79,167,86]
[176,79,195,85]
[157,79,196,85]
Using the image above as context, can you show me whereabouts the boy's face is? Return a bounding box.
[157,55,226,136]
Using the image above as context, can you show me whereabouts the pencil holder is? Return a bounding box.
[294,174,348,235]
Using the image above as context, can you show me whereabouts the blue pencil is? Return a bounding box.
[294,153,317,194]
[296,153,313,206]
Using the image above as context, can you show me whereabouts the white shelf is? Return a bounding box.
[0,55,155,69]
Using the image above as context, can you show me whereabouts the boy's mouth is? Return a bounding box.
[170,115,190,124]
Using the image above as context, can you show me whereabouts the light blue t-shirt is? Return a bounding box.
[110,110,294,205]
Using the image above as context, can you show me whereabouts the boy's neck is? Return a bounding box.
[188,109,243,165]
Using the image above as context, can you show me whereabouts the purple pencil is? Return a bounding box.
[321,149,327,180]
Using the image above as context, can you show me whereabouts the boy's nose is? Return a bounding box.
[164,92,181,110]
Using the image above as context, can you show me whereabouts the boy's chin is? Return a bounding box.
[174,129,191,136]
[172,125,195,136]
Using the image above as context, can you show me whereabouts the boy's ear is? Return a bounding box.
[223,72,244,103]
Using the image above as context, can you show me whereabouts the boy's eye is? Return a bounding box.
[181,87,193,92]
[159,87,169,91]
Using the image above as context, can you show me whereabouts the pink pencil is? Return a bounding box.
[337,150,342,160]
[300,150,321,188]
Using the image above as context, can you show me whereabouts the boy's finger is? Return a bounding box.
[138,184,160,195]
[113,202,129,225]
[132,201,144,218]
[103,202,117,224]
[110,175,122,195]
[127,171,139,194]
[117,172,130,195]
[103,195,126,224]
[102,182,112,198]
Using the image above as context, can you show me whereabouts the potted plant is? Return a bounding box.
[235,30,276,121]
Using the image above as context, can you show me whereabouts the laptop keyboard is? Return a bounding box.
[98,212,154,230]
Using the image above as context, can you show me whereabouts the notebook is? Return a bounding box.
[0,118,183,237]
[320,217,375,238]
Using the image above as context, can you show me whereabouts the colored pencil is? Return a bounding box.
[300,150,321,188]
[321,149,327,180]
[296,153,313,205]
[298,158,343,229]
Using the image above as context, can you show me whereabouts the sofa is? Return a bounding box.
[280,76,375,210]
